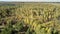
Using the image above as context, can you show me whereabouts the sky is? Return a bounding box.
[0,0,60,2]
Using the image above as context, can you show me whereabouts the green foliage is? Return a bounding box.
[1,22,13,34]
[0,3,60,34]
[14,20,24,31]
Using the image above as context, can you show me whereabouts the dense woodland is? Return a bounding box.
[0,2,60,34]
